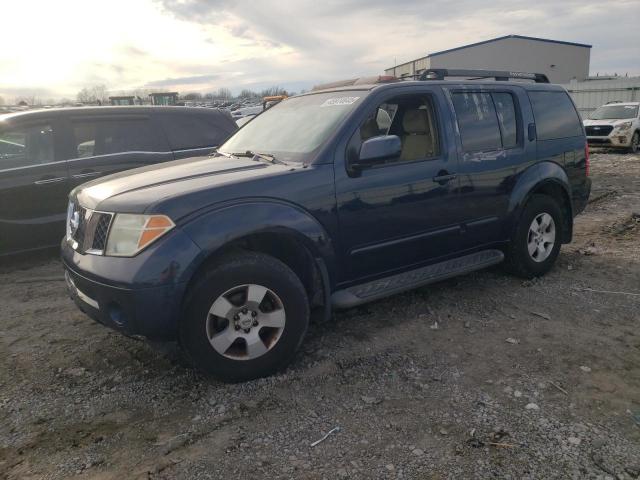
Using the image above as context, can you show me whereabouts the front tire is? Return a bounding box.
[630,131,640,154]
[505,194,563,279]
[180,252,309,382]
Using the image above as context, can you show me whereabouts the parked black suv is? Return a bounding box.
[0,106,237,256]
[62,70,591,382]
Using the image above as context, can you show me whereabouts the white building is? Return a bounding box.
[385,35,591,84]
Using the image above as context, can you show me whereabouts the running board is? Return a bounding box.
[331,249,504,309]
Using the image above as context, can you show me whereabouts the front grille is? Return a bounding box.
[588,138,611,145]
[68,203,113,254]
[91,214,112,251]
[585,125,613,136]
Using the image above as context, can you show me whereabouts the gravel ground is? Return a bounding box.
[1,152,639,480]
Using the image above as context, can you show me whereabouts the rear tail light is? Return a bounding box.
[585,142,590,177]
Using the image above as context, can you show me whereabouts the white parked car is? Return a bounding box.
[231,105,263,119]
[583,102,640,153]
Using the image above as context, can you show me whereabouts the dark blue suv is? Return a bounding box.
[62,69,591,382]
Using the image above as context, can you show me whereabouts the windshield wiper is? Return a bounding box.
[230,150,285,165]
[209,149,233,158]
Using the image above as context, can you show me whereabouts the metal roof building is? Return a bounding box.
[385,35,592,84]
[561,76,640,116]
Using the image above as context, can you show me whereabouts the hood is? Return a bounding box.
[73,155,288,212]
[583,118,632,126]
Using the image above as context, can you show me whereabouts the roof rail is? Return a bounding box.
[405,69,550,83]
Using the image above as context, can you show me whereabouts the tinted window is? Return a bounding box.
[71,118,164,158]
[452,92,502,152]
[0,123,54,170]
[492,93,518,148]
[529,91,583,140]
[161,113,236,150]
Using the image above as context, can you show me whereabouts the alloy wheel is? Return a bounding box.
[527,213,556,263]
[205,284,286,360]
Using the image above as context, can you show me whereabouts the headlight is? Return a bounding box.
[105,214,175,257]
[615,121,633,131]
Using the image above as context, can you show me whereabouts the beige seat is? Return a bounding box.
[400,109,434,161]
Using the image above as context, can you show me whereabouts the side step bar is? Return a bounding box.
[331,249,504,309]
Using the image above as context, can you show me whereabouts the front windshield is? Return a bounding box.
[219,91,365,162]
[589,104,638,120]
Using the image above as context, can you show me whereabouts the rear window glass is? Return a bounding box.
[160,113,236,150]
[528,91,583,140]
[452,92,502,152]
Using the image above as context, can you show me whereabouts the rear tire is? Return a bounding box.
[505,194,563,279]
[180,252,309,382]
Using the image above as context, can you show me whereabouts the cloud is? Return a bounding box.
[2,0,639,100]
[145,74,221,87]
[154,0,639,77]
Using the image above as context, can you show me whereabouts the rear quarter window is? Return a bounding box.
[160,112,236,150]
[528,91,583,140]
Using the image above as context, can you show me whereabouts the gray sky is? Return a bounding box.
[1,0,638,100]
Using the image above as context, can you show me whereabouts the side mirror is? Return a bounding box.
[352,135,401,170]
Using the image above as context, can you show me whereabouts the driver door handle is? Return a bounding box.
[432,173,457,184]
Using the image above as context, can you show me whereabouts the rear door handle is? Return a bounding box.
[72,171,102,179]
[34,177,66,185]
[432,173,457,184]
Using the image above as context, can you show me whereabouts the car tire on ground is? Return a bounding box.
[630,131,640,154]
[180,252,309,382]
[505,194,563,279]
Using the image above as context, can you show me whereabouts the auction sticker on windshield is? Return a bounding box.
[321,96,360,107]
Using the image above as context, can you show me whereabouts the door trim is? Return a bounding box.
[350,224,461,256]
[34,177,66,185]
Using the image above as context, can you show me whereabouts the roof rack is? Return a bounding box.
[403,69,550,83]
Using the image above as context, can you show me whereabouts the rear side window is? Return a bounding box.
[0,123,55,169]
[452,92,502,152]
[160,113,236,150]
[492,93,518,148]
[71,118,165,158]
[528,91,583,140]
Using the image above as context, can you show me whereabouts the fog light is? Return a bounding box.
[619,136,627,143]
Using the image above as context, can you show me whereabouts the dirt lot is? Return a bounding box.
[1,152,639,480]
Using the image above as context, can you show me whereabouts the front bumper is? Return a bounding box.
[61,228,202,340]
[587,134,632,148]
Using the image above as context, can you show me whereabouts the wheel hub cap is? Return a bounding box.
[236,311,255,330]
